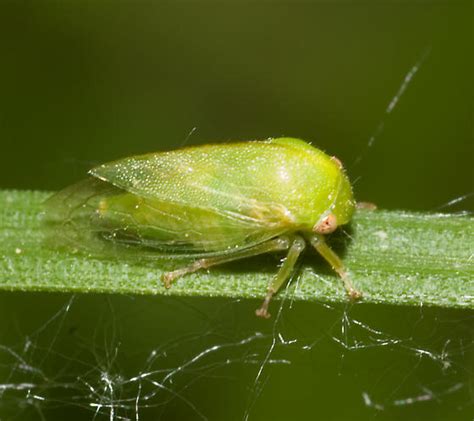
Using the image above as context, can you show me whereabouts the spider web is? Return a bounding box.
[0,286,472,420]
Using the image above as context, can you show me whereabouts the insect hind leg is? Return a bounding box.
[161,236,291,288]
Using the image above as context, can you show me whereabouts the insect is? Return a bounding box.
[45,137,362,318]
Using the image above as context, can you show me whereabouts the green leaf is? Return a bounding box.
[1,190,473,309]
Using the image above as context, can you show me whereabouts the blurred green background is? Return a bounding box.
[0,1,472,420]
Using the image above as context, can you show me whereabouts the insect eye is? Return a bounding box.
[313,213,338,234]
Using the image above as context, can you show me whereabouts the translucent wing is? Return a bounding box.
[44,177,291,259]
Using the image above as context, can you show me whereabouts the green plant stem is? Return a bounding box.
[1,190,473,309]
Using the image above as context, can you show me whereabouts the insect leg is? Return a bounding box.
[161,236,291,288]
[255,235,306,319]
[356,202,377,211]
[308,234,362,300]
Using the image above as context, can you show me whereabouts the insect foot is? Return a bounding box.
[161,272,175,289]
[348,288,363,301]
[161,260,206,288]
[255,307,271,319]
[356,202,377,211]
[255,288,275,319]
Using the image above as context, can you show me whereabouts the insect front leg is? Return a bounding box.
[255,235,306,319]
[161,236,292,288]
[308,234,362,300]
[356,202,377,211]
